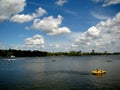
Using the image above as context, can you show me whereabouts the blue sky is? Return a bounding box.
[0,0,120,52]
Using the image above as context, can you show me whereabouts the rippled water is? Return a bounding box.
[0,55,120,90]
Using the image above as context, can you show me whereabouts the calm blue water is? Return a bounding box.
[0,55,120,90]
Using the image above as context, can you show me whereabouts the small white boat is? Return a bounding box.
[10,55,15,58]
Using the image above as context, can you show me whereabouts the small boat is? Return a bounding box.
[107,60,112,62]
[52,59,56,62]
[10,55,15,58]
[92,69,106,75]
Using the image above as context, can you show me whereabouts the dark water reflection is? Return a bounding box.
[0,55,120,90]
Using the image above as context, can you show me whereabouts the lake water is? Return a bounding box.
[0,55,120,90]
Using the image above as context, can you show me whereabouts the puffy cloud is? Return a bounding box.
[48,27,71,35]
[32,15,71,35]
[10,14,33,23]
[72,12,120,52]
[32,15,62,30]
[91,0,120,6]
[24,34,44,49]
[0,16,8,22]
[97,12,120,34]
[32,7,47,18]
[0,0,26,22]
[86,26,101,39]
[55,0,68,6]
[10,7,47,23]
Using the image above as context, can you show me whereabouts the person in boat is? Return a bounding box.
[96,68,99,72]
[96,69,103,72]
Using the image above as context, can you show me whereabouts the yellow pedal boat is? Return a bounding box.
[92,69,106,75]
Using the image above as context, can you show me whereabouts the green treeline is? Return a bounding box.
[0,49,47,57]
[0,49,120,57]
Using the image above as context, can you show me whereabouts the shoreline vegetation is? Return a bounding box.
[0,49,120,57]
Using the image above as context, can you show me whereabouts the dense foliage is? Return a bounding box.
[0,49,120,57]
[0,49,47,57]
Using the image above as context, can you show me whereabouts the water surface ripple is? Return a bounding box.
[0,55,120,90]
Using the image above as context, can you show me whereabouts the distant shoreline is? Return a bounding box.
[0,49,120,57]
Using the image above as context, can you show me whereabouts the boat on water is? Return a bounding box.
[4,55,16,61]
[92,69,106,75]
[52,59,56,62]
[107,60,112,62]
[10,55,15,58]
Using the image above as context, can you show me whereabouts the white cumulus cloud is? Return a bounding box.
[10,14,33,23]
[32,15,71,35]
[10,7,47,23]
[72,12,120,52]
[0,16,8,22]
[55,0,68,6]
[24,34,44,49]
[86,26,101,39]
[32,7,47,18]
[0,0,26,22]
